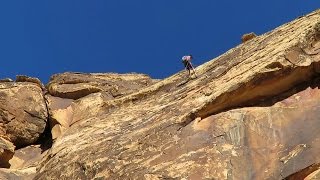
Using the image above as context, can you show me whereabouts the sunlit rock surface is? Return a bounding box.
[34,9,320,179]
[0,9,319,180]
[47,72,157,99]
[46,72,156,140]
[0,82,47,148]
[0,145,45,180]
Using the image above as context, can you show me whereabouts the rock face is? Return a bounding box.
[9,145,45,170]
[15,75,45,90]
[46,72,156,140]
[0,82,48,148]
[0,167,36,180]
[45,95,73,140]
[47,72,157,99]
[0,9,320,180]
[183,85,320,179]
[0,137,15,168]
[31,9,320,179]
[0,145,45,180]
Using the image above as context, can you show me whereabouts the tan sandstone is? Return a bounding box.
[31,9,320,179]
[0,137,15,168]
[0,8,319,180]
[47,72,158,100]
[0,82,48,148]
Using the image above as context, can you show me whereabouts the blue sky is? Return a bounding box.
[0,1,319,83]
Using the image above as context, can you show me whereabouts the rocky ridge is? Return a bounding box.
[0,9,319,180]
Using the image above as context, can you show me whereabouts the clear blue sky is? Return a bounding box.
[0,1,319,83]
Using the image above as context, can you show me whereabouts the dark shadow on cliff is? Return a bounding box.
[35,120,53,153]
[284,163,320,179]
[244,77,320,107]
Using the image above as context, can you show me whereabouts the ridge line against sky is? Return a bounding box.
[0,1,319,83]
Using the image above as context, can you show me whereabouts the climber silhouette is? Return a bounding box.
[182,55,197,78]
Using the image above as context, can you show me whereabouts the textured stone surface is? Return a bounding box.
[9,145,45,169]
[0,82,48,148]
[0,9,318,180]
[46,72,157,140]
[286,163,320,180]
[0,145,46,179]
[185,86,320,179]
[305,169,320,180]
[45,95,73,140]
[0,167,36,180]
[0,137,15,168]
[47,72,157,99]
[46,91,124,140]
[31,10,320,179]
[15,75,45,90]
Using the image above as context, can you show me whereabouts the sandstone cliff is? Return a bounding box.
[0,9,320,180]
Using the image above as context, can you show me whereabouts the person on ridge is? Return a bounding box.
[182,55,197,78]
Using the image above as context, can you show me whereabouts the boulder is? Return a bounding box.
[241,32,257,43]
[0,82,48,148]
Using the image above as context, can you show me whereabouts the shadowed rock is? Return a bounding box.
[0,137,15,168]
[241,32,257,43]
[285,163,320,180]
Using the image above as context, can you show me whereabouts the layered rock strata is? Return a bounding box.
[46,73,156,140]
[47,72,157,100]
[32,9,320,179]
[0,9,319,180]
